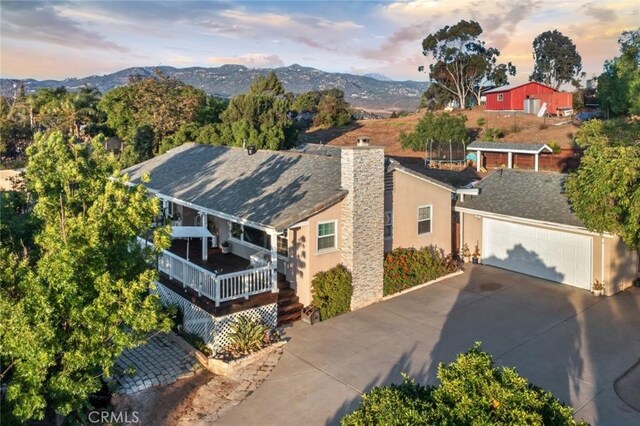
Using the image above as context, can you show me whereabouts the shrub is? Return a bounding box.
[311,264,353,320]
[227,316,270,356]
[383,246,459,296]
[342,343,588,426]
[476,116,486,127]
[547,140,562,154]
[484,127,504,141]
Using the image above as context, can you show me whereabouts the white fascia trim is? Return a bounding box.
[466,146,552,154]
[149,189,275,232]
[393,167,456,193]
[456,188,479,195]
[455,207,615,238]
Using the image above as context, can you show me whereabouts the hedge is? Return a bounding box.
[311,264,353,321]
[383,246,460,296]
[342,343,588,426]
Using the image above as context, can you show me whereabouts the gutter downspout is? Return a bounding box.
[460,212,464,256]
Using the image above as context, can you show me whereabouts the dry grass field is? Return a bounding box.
[299,107,579,160]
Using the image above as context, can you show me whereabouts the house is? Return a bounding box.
[125,142,386,352]
[456,169,638,295]
[124,142,637,353]
[485,82,556,111]
[467,141,554,172]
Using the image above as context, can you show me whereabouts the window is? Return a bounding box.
[418,205,432,235]
[243,225,270,250]
[277,232,288,257]
[317,221,337,252]
[497,94,504,102]
[384,211,393,239]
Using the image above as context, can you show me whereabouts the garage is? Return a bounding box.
[482,218,592,289]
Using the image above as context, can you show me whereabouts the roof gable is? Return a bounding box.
[484,81,556,94]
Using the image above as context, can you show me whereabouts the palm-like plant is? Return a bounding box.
[227,316,269,356]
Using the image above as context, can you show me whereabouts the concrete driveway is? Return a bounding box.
[218,266,640,425]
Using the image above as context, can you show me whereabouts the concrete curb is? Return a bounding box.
[382,269,465,301]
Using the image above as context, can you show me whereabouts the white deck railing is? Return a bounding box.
[137,237,273,306]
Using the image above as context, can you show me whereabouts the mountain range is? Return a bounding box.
[1,64,428,111]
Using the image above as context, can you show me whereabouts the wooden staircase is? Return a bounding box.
[277,276,303,326]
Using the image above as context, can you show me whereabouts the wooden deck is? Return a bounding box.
[168,239,250,275]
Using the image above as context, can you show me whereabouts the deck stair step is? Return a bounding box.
[277,284,303,326]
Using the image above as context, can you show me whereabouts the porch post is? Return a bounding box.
[534,153,539,172]
[507,152,513,169]
[200,211,208,261]
[269,231,279,294]
[476,150,481,171]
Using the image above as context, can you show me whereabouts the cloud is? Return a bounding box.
[361,21,430,61]
[207,53,285,68]
[583,3,617,22]
[0,1,128,52]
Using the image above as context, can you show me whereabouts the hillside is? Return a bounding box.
[0,64,427,111]
[300,108,578,159]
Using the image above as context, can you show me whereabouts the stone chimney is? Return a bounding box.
[340,145,385,310]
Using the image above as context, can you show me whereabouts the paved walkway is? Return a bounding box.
[113,332,200,394]
[218,266,640,425]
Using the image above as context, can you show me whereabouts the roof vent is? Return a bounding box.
[356,136,370,146]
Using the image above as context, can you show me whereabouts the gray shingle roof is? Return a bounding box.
[388,158,481,190]
[467,141,552,153]
[124,143,347,230]
[456,169,585,228]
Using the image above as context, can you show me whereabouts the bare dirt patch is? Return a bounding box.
[300,107,578,159]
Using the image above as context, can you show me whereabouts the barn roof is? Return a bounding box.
[484,82,556,94]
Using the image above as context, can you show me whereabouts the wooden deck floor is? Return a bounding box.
[169,239,250,275]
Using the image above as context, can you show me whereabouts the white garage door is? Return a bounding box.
[482,218,592,289]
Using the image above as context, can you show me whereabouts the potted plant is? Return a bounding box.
[472,245,481,265]
[461,243,471,263]
[221,240,231,254]
[592,279,605,296]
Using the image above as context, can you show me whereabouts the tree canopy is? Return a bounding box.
[215,72,296,150]
[342,344,586,425]
[565,119,640,252]
[419,20,515,108]
[400,112,469,152]
[530,30,584,89]
[0,132,171,421]
[597,28,640,116]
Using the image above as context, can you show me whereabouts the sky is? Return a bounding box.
[1,0,638,83]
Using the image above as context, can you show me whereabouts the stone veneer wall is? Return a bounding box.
[154,282,277,354]
[340,146,385,310]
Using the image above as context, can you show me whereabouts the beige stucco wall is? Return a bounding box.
[391,170,454,253]
[461,213,639,295]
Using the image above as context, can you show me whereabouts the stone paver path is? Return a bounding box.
[113,332,200,394]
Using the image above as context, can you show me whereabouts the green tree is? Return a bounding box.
[0,132,171,421]
[420,84,455,110]
[342,344,586,425]
[401,112,469,151]
[419,20,515,109]
[314,89,353,127]
[98,72,209,155]
[565,119,640,253]
[292,91,322,113]
[597,28,640,116]
[530,30,584,89]
[217,72,295,150]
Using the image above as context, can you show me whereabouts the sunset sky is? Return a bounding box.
[1,0,638,83]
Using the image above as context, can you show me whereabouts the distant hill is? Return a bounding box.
[1,64,427,110]
[363,73,393,82]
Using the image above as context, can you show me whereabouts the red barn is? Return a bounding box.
[485,82,556,111]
